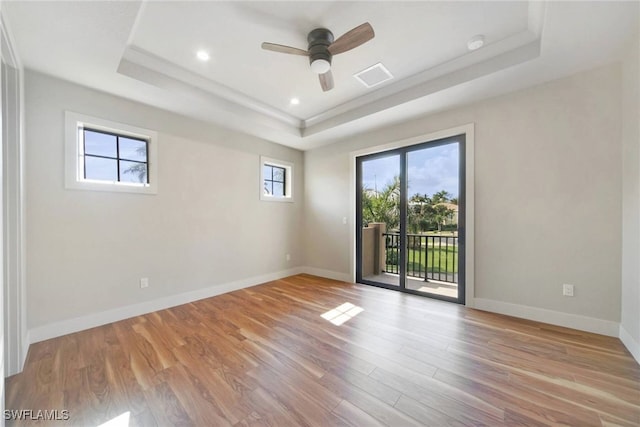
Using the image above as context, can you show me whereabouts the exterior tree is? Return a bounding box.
[122,145,148,183]
[407,191,456,232]
[363,180,455,233]
[362,176,400,230]
[123,163,147,183]
[408,193,433,234]
[432,204,453,232]
[432,190,451,204]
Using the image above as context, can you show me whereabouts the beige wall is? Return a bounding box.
[621,29,640,349]
[304,64,622,323]
[25,71,304,329]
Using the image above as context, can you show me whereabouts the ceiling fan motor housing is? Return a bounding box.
[308,28,334,68]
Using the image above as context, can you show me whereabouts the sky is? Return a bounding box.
[362,142,459,199]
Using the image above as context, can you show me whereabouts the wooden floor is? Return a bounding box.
[6,274,640,426]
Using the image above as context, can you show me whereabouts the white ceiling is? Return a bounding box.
[3,1,639,150]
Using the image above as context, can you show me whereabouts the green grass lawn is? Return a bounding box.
[386,244,458,275]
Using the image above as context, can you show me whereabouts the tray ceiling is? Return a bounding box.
[3,1,638,150]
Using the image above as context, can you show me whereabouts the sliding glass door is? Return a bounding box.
[356,135,465,303]
[356,152,401,288]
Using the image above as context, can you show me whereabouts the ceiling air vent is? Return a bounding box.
[354,63,393,88]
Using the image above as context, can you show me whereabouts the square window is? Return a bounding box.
[263,164,286,197]
[82,128,149,184]
[260,156,293,202]
[65,112,158,194]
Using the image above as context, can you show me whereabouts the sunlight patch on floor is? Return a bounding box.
[97,412,130,427]
[321,302,364,326]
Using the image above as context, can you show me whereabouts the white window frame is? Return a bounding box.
[260,156,294,202]
[65,111,158,194]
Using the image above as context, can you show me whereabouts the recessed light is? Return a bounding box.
[196,50,210,61]
[290,97,300,105]
[467,35,485,51]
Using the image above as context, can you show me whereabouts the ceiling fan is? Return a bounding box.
[261,22,375,92]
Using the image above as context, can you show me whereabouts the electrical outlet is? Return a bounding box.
[140,277,149,289]
[562,283,574,297]
[286,254,291,262]
[342,217,347,225]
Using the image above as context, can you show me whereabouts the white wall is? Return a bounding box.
[620,27,640,360]
[25,71,304,334]
[305,64,623,331]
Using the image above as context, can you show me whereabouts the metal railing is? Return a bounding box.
[383,233,458,283]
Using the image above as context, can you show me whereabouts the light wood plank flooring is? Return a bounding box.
[6,274,640,426]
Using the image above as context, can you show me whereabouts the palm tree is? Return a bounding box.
[123,163,147,183]
[363,184,455,233]
[362,176,400,230]
[432,204,454,232]
[408,193,432,233]
[122,146,148,183]
[432,190,451,204]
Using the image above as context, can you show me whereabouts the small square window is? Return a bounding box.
[82,128,149,184]
[260,156,293,202]
[263,164,286,197]
[65,112,158,194]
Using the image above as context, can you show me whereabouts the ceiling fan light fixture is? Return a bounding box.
[310,58,331,74]
[261,22,374,91]
[467,35,485,51]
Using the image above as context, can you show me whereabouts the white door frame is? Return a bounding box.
[2,10,26,376]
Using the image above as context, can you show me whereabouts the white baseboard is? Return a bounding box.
[473,298,620,337]
[301,267,351,283]
[28,267,305,345]
[25,269,637,371]
[619,324,640,363]
[20,330,30,373]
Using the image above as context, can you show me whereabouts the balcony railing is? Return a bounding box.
[383,233,458,284]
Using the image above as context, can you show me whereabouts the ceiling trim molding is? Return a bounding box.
[119,45,302,129]
[117,55,304,146]
[303,39,541,137]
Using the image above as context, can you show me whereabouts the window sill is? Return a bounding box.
[66,179,157,195]
[260,194,294,203]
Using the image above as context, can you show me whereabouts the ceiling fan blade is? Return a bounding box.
[319,70,334,92]
[261,42,309,56]
[328,22,375,55]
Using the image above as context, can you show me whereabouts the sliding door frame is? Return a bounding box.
[355,133,468,304]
